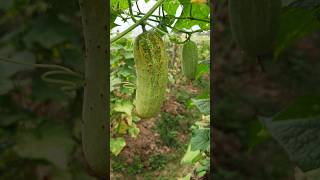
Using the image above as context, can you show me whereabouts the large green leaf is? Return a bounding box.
[273,96,320,121]
[23,16,78,49]
[190,128,210,151]
[274,7,320,58]
[0,0,14,10]
[13,122,75,169]
[289,0,320,8]
[295,167,320,180]
[262,96,320,171]
[174,4,210,30]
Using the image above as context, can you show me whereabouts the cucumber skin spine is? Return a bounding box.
[134,31,168,118]
[182,40,199,80]
[229,0,282,57]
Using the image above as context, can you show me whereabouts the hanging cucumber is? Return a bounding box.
[134,31,168,118]
[229,0,281,57]
[182,40,199,80]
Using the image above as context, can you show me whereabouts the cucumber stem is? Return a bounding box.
[111,0,165,43]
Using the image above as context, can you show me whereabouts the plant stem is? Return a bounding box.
[136,11,210,23]
[111,0,165,43]
[145,22,167,35]
[127,0,137,23]
[136,0,141,13]
[132,14,204,34]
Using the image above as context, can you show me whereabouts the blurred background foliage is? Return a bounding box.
[214,0,320,179]
[0,0,95,179]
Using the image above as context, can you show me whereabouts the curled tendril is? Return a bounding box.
[0,57,85,96]
[41,70,85,94]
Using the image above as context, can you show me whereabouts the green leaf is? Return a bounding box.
[190,128,210,151]
[195,63,209,79]
[0,114,25,127]
[128,124,140,138]
[111,9,119,30]
[31,76,69,102]
[197,170,206,177]
[295,167,320,180]
[289,0,320,8]
[4,51,35,74]
[0,77,13,95]
[113,101,133,115]
[261,97,320,171]
[46,0,79,15]
[273,96,320,121]
[60,45,84,73]
[23,16,78,49]
[111,0,129,11]
[191,98,210,115]
[110,137,126,156]
[110,77,122,91]
[0,0,14,10]
[163,0,180,16]
[13,122,75,169]
[0,48,35,95]
[303,168,320,180]
[274,7,320,58]
[174,4,209,30]
[0,47,35,77]
[178,0,191,5]
[181,143,201,164]
[181,173,192,180]
[263,117,320,171]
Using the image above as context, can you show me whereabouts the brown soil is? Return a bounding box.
[162,94,186,115]
[115,92,192,174]
[120,118,172,166]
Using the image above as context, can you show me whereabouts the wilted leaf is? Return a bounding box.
[114,101,133,115]
[128,124,140,138]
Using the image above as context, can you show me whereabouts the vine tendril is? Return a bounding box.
[0,57,84,95]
